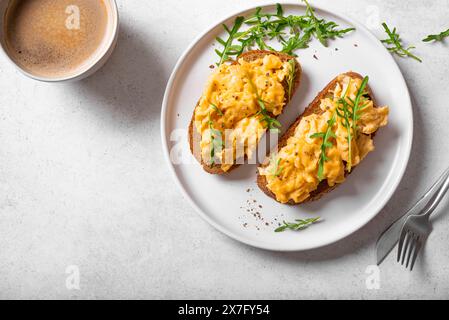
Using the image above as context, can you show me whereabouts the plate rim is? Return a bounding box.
[160,0,414,252]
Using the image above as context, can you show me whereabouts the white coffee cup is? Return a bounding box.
[0,0,119,82]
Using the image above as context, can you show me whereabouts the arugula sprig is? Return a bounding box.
[215,17,244,65]
[215,1,355,64]
[381,23,422,62]
[423,28,449,42]
[207,113,224,165]
[247,77,281,131]
[310,113,337,181]
[301,0,355,47]
[245,3,284,24]
[336,98,353,171]
[348,76,369,140]
[257,98,282,131]
[275,217,321,232]
[335,76,369,172]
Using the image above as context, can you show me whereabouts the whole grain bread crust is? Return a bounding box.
[257,72,378,204]
[188,50,302,174]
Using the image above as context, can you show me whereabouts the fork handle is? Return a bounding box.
[422,171,449,217]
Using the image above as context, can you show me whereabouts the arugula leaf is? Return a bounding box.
[423,28,449,42]
[350,76,369,140]
[310,113,337,181]
[275,217,321,232]
[280,32,311,55]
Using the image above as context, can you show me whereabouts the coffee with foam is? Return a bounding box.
[4,0,108,78]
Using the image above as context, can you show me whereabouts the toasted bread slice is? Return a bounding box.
[189,50,302,174]
[257,72,379,204]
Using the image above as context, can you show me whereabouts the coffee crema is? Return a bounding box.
[4,0,108,78]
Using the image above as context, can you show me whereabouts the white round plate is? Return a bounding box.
[161,1,413,251]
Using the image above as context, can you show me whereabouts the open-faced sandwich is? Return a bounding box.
[189,50,302,174]
[257,72,389,204]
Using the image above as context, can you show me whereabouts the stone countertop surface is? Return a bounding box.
[0,0,448,299]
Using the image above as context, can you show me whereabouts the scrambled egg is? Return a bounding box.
[259,75,389,204]
[194,54,293,171]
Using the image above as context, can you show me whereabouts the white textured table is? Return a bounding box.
[1,0,448,299]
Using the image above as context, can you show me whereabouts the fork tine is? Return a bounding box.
[406,233,417,268]
[410,237,422,271]
[401,232,412,265]
[397,228,408,262]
